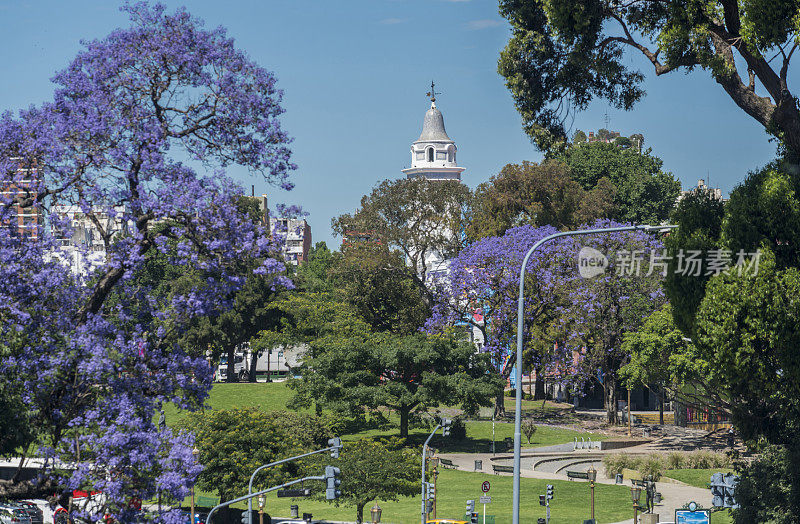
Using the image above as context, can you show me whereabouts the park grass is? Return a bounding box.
[195,468,633,524]
[662,468,735,489]
[165,383,604,450]
[344,419,606,453]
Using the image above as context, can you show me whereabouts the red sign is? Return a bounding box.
[482,481,490,493]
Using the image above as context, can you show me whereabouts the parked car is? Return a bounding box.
[0,505,32,524]
[14,502,43,524]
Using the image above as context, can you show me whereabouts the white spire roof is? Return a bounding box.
[416,102,453,143]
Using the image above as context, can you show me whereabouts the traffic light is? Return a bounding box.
[426,500,434,514]
[240,510,255,524]
[723,473,739,509]
[325,465,341,500]
[469,512,478,523]
[546,484,554,500]
[710,472,739,508]
[466,499,475,515]
[539,495,546,506]
[328,437,342,458]
[425,482,435,500]
[442,418,452,437]
[710,472,725,507]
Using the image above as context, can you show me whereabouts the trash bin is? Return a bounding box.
[290,505,298,518]
[615,473,623,484]
[474,460,482,471]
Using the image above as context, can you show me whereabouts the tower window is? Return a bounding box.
[427,148,434,162]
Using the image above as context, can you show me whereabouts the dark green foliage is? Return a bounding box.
[468,160,616,239]
[664,190,726,334]
[733,445,799,524]
[557,142,680,224]
[331,242,430,335]
[181,408,335,501]
[295,241,338,293]
[288,328,503,438]
[723,162,800,269]
[311,438,418,524]
[695,250,800,447]
[497,0,800,156]
[448,416,467,441]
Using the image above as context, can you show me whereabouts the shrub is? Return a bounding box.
[522,419,538,444]
[449,416,467,441]
[603,453,635,477]
[639,454,666,481]
[666,452,685,470]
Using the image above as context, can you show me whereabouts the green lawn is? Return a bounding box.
[191,469,633,524]
[663,468,735,489]
[166,383,604,451]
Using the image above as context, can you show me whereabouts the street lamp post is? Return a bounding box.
[422,420,450,524]
[247,439,343,524]
[370,503,382,524]
[431,462,439,519]
[511,224,677,524]
[631,485,642,524]
[257,494,265,524]
[190,446,199,524]
[587,465,597,521]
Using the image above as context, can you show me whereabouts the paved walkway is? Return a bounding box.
[439,451,712,524]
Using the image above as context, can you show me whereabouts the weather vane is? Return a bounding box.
[426,81,440,103]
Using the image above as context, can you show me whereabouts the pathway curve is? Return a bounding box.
[438,451,712,524]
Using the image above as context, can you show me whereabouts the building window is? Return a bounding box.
[427,147,434,162]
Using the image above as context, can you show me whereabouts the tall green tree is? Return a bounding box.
[181,408,336,501]
[664,188,726,334]
[498,0,800,157]
[289,328,502,438]
[468,160,616,239]
[557,142,681,224]
[331,241,430,334]
[332,177,472,300]
[314,438,418,524]
[621,304,729,425]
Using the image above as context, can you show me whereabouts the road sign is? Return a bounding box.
[481,481,491,493]
[479,496,491,504]
[675,509,710,524]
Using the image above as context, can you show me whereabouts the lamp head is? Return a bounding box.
[370,503,382,523]
[630,485,642,503]
[587,465,597,482]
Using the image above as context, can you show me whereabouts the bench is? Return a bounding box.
[566,471,590,481]
[492,464,515,475]
[439,458,456,469]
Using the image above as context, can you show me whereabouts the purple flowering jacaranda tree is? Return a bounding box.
[559,219,666,424]
[426,225,577,417]
[0,3,294,523]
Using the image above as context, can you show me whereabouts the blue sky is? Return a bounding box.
[0,0,784,247]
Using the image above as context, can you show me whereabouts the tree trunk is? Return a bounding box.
[534,365,546,401]
[248,350,258,383]
[494,388,506,419]
[604,374,617,424]
[356,502,365,524]
[265,349,272,383]
[399,406,410,438]
[226,346,237,383]
[659,388,665,425]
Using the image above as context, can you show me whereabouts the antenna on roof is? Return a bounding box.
[426,81,441,104]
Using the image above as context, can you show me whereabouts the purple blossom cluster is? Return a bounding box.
[0,3,295,522]
[427,220,666,405]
